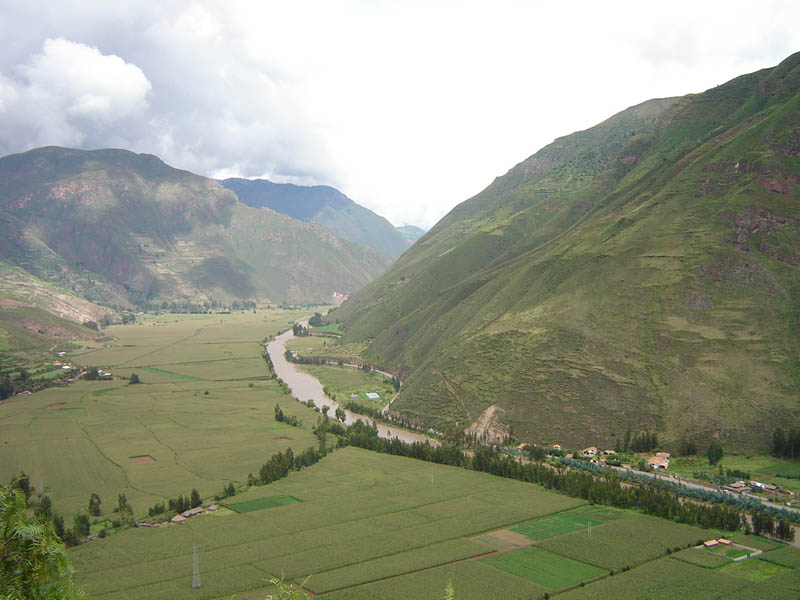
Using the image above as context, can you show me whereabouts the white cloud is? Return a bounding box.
[0,38,151,149]
[0,1,798,228]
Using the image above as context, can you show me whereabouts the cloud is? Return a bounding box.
[0,2,798,228]
[0,38,151,149]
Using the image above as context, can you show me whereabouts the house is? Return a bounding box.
[171,514,186,523]
[718,538,732,545]
[601,449,616,456]
[365,392,380,400]
[655,452,671,459]
[703,539,719,548]
[517,443,528,451]
[583,447,598,456]
[207,504,219,512]
[182,507,204,518]
[62,365,72,370]
[552,444,562,450]
[648,456,669,469]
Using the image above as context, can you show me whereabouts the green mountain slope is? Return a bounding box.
[334,52,800,451]
[221,178,411,258]
[0,147,392,309]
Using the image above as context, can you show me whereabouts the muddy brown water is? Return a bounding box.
[267,329,436,446]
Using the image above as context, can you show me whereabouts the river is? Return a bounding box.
[266,328,436,445]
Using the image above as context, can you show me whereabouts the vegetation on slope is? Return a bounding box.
[334,52,800,451]
[0,147,392,309]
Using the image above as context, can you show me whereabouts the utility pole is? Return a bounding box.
[192,543,201,589]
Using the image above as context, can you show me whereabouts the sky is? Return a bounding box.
[0,1,798,229]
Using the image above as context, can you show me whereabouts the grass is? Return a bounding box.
[296,363,394,407]
[719,558,792,582]
[227,495,301,513]
[759,546,800,568]
[670,547,732,568]
[538,514,720,570]
[138,366,204,381]
[728,534,785,551]
[512,512,603,541]
[556,557,749,599]
[482,546,606,590]
[0,310,321,520]
[70,448,580,600]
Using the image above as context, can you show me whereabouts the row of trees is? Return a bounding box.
[616,430,659,453]
[275,403,302,427]
[772,428,800,462]
[341,421,795,540]
[246,445,325,488]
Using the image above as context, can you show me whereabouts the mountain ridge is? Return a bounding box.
[0,146,392,312]
[220,177,411,258]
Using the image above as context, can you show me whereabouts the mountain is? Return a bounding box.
[396,225,426,244]
[0,147,392,310]
[220,178,411,258]
[334,52,800,452]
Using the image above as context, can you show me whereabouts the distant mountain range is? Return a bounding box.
[220,178,413,258]
[334,51,800,452]
[0,147,392,321]
[396,225,426,244]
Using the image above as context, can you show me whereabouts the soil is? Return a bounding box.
[130,455,156,463]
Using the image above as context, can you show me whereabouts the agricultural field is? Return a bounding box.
[65,447,800,600]
[0,310,321,519]
[70,448,581,599]
[298,363,395,408]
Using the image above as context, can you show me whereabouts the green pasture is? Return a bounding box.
[0,310,320,519]
[719,557,792,582]
[228,495,301,513]
[670,547,732,568]
[70,448,581,600]
[538,514,721,571]
[483,546,606,590]
[760,546,800,569]
[297,364,394,406]
[557,557,752,599]
[512,512,603,541]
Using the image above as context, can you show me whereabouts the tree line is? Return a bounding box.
[772,428,800,462]
[342,421,795,541]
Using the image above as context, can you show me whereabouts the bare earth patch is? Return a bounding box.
[46,402,67,410]
[275,437,291,442]
[464,404,510,444]
[130,455,156,463]
[473,529,533,551]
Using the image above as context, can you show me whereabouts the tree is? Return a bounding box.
[335,407,346,422]
[129,373,140,385]
[0,486,86,599]
[190,488,202,508]
[73,514,90,538]
[88,492,101,516]
[707,440,723,466]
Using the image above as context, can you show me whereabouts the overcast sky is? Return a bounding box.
[1,1,798,228]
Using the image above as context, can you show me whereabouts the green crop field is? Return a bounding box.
[512,512,603,541]
[557,557,752,599]
[760,546,800,569]
[0,310,321,519]
[297,363,394,406]
[719,557,792,583]
[227,495,301,513]
[670,547,732,568]
[538,514,720,570]
[70,448,580,599]
[482,546,606,590]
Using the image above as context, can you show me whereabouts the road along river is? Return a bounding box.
[266,328,436,446]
